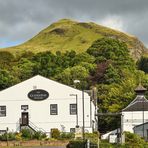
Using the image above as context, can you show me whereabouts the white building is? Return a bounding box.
[101,84,148,142]
[0,75,98,136]
[122,84,148,139]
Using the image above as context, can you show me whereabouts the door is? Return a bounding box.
[21,112,28,126]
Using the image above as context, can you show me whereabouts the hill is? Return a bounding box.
[0,19,148,60]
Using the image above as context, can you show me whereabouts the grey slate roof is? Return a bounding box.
[135,84,147,92]
[122,95,148,111]
[133,121,148,129]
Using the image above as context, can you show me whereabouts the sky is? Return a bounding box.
[0,0,148,48]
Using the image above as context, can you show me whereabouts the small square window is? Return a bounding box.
[21,105,28,110]
[70,104,77,115]
[50,104,58,115]
[0,106,6,117]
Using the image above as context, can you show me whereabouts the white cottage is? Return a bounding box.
[0,75,98,136]
[122,84,147,139]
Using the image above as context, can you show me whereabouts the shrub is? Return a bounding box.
[60,132,74,139]
[99,140,114,148]
[67,140,86,148]
[51,128,60,139]
[0,132,16,141]
[33,131,47,140]
[8,132,16,141]
[15,132,22,141]
[124,132,148,148]
[21,128,33,140]
[85,132,98,144]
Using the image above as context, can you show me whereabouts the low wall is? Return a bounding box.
[0,140,69,147]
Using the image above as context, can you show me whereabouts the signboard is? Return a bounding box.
[75,127,82,139]
[28,89,49,101]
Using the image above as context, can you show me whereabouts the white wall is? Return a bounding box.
[122,111,148,133]
[0,75,96,133]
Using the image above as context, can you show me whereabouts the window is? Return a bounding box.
[0,130,6,134]
[50,104,58,115]
[0,106,6,117]
[70,104,77,115]
[70,128,75,133]
[21,105,28,110]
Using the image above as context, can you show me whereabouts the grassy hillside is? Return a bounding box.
[1,19,147,59]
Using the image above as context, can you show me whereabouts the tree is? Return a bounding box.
[104,64,120,84]
[89,61,110,84]
[0,68,18,90]
[87,37,134,68]
[137,55,148,73]
[12,58,35,81]
[54,65,89,89]
[0,51,15,68]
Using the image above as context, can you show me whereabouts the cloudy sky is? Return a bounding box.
[0,0,148,48]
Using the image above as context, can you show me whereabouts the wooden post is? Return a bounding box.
[6,127,9,146]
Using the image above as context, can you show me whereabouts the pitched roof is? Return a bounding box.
[133,122,148,129]
[135,84,147,93]
[122,95,148,111]
[0,75,89,101]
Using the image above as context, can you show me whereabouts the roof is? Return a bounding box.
[122,95,148,111]
[133,122,148,129]
[134,84,147,94]
[0,75,89,101]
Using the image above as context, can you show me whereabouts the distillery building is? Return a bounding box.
[122,84,148,140]
[0,75,98,136]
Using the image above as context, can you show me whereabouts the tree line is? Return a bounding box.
[0,37,148,132]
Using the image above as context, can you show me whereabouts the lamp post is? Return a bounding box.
[143,98,144,139]
[73,80,85,141]
[6,127,9,146]
[82,89,85,141]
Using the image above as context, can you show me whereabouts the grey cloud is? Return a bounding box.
[0,0,148,47]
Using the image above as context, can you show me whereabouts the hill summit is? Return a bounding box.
[1,19,147,59]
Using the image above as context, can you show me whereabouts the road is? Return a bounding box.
[22,146,66,148]
[5,146,66,148]
[18,146,66,148]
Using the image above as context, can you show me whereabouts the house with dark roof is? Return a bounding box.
[122,84,148,139]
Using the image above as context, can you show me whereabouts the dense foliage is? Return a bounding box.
[0,37,148,133]
[138,55,148,73]
[0,129,47,141]
[124,132,148,148]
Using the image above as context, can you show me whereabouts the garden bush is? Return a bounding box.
[60,132,74,139]
[66,140,86,148]
[85,132,98,143]
[124,132,148,148]
[0,132,16,141]
[51,128,60,139]
[33,131,47,140]
[15,132,22,141]
[21,128,33,140]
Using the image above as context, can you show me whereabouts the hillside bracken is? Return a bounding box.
[0,19,147,60]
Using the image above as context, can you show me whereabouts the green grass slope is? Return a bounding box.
[1,19,147,59]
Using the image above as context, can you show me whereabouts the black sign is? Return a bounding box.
[28,89,49,101]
